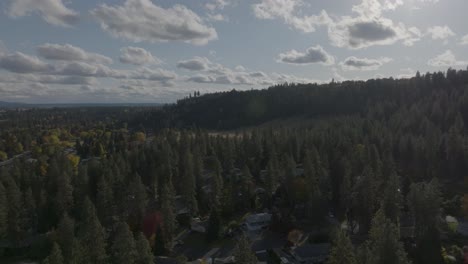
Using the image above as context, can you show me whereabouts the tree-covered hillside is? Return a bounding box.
[2,68,468,264]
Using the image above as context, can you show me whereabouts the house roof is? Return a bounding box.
[293,243,330,259]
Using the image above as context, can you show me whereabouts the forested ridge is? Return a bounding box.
[1,68,468,263]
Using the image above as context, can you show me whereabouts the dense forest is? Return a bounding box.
[1,68,468,263]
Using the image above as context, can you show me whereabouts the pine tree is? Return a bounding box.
[154,225,166,256]
[0,182,8,239]
[56,213,75,263]
[265,152,279,198]
[212,157,224,208]
[352,166,377,234]
[135,232,154,264]
[96,173,113,227]
[55,172,74,221]
[327,229,357,264]
[407,179,444,264]
[362,209,410,264]
[381,172,402,224]
[43,242,64,264]
[160,185,176,249]
[206,209,221,242]
[21,187,37,235]
[111,221,137,264]
[234,234,257,264]
[128,173,147,226]
[181,151,198,215]
[76,197,107,264]
[3,173,22,241]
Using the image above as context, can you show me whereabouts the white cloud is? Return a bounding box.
[179,56,322,86]
[427,26,455,40]
[277,45,335,65]
[340,56,392,71]
[119,46,160,65]
[205,0,231,11]
[7,0,79,27]
[0,50,177,87]
[91,0,218,45]
[459,34,468,45]
[177,57,212,71]
[252,0,331,33]
[0,52,50,73]
[206,13,227,22]
[428,50,468,67]
[329,13,422,49]
[37,43,113,64]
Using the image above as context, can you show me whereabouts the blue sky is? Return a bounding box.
[0,0,467,103]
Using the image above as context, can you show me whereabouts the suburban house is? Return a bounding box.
[290,243,330,264]
[245,213,272,232]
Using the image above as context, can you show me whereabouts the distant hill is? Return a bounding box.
[0,101,27,108]
[161,68,468,130]
[0,101,164,109]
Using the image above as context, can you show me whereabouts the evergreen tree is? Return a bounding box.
[327,229,357,264]
[352,166,378,234]
[381,172,402,224]
[128,173,147,226]
[76,197,107,264]
[55,172,74,221]
[181,151,198,215]
[361,209,410,264]
[407,179,444,264]
[206,209,221,242]
[96,173,113,227]
[43,242,64,264]
[234,234,257,264]
[111,221,137,264]
[3,173,22,241]
[135,232,154,264]
[21,187,37,235]
[154,225,166,256]
[0,182,8,239]
[56,213,74,263]
[160,185,176,249]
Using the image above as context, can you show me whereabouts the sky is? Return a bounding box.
[0,0,467,103]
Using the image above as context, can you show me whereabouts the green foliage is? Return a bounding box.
[76,197,107,264]
[360,209,410,264]
[234,234,257,264]
[0,182,7,239]
[43,242,64,264]
[327,229,357,264]
[56,213,74,263]
[135,232,154,264]
[206,209,221,242]
[111,222,137,264]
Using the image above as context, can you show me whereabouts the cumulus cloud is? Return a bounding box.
[177,57,211,71]
[37,43,113,64]
[205,0,231,11]
[277,46,334,65]
[206,13,227,22]
[0,49,177,87]
[252,0,331,33]
[428,50,468,67]
[7,0,79,27]
[0,52,50,73]
[459,34,468,45]
[340,56,392,71]
[179,56,321,86]
[91,0,218,45]
[329,14,422,49]
[119,46,160,65]
[427,26,455,40]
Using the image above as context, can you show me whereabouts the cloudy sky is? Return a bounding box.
[0,0,467,103]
